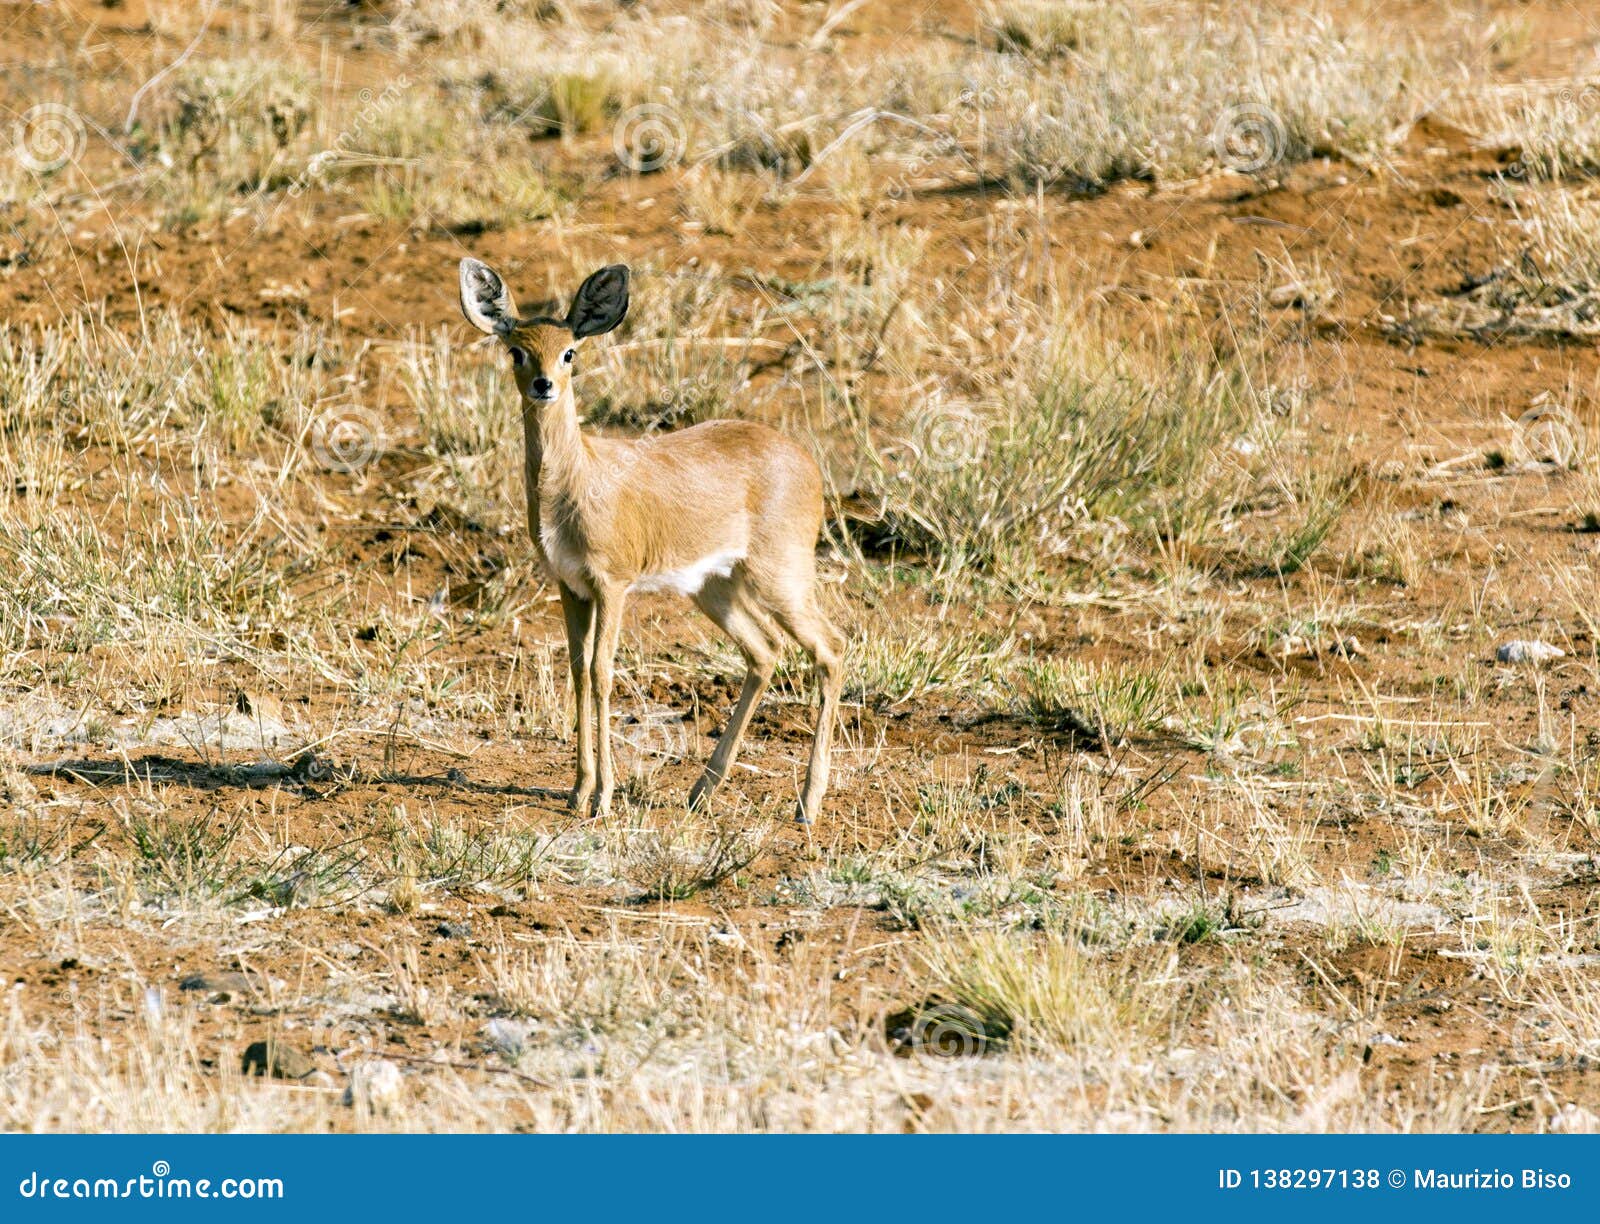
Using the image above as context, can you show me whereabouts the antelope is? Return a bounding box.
[458,258,845,822]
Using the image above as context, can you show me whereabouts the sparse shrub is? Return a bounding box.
[848,624,1013,707]
[844,320,1271,576]
[122,810,242,903]
[914,925,1154,1053]
[679,166,767,235]
[985,0,1115,57]
[0,511,296,653]
[618,811,772,902]
[363,158,567,231]
[1245,469,1356,577]
[481,932,679,1029]
[1010,657,1174,743]
[1393,190,1600,340]
[454,25,658,138]
[1489,190,1600,311]
[399,331,522,527]
[0,815,75,873]
[1462,85,1600,180]
[403,332,516,458]
[941,9,1423,189]
[140,59,319,217]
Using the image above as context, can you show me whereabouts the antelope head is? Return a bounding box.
[458,259,630,405]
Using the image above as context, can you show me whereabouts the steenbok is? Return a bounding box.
[458,258,845,822]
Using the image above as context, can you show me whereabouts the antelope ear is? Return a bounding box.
[459,258,517,335]
[567,264,629,338]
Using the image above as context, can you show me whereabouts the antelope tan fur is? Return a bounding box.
[458,258,845,822]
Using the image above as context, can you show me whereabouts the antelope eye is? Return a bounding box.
[510,346,529,368]
[562,348,576,364]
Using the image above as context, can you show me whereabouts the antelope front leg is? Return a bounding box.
[589,584,627,816]
[559,585,597,813]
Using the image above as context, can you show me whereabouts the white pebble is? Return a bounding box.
[1551,1103,1599,1134]
[342,1059,404,1114]
[1496,640,1564,664]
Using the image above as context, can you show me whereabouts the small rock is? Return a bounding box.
[1273,634,1312,659]
[181,971,257,1002]
[241,1038,314,1080]
[1550,1103,1599,1134]
[233,689,284,721]
[291,752,332,782]
[343,1059,404,1114]
[483,1018,532,1058]
[1497,639,1565,664]
[1268,282,1309,308]
[435,920,471,940]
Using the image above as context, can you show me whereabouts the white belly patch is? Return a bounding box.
[629,550,744,597]
[539,524,594,599]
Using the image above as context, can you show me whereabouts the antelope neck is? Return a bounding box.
[521,384,588,492]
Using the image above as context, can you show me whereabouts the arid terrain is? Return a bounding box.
[3,0,1600,1132]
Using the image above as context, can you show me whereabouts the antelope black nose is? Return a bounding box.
[531,377,553,397]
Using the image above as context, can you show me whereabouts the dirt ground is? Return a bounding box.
[3,0,1600,1131]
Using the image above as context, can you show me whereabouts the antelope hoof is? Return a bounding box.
[569,783,594,814]
[687,773,719,812]
[793,801,814,825]
[592,788,614,818]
